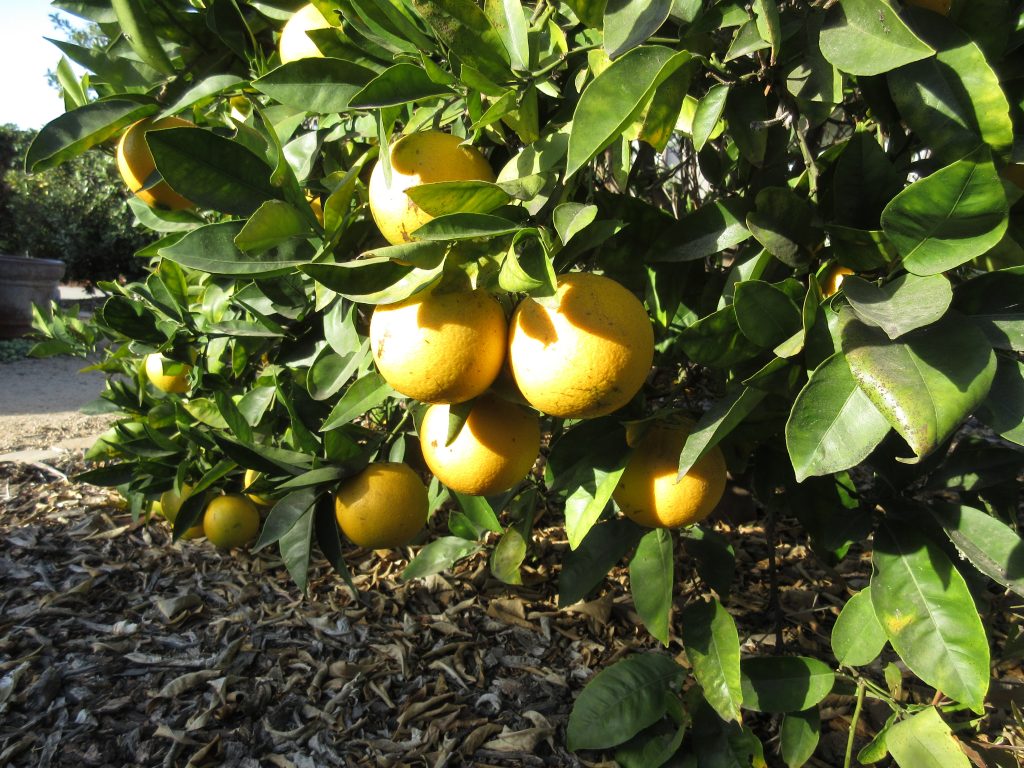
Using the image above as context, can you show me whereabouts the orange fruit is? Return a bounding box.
[243,468,275,507]
[368,131,495,245]
[334,463,428,548]
[508,272,654,418]
[613,421,726,529]
[116,117,195,210]
[203,494,261,549]
[420,394,540,495]
[820,263,854,298]
[145,353,191,394]
[159,484,204,540]
[279,3,331,63]
[369,287,507,404]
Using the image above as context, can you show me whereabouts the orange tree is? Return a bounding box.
[28,0,1024,764]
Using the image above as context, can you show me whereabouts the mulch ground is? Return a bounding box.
[1,458,1021,767]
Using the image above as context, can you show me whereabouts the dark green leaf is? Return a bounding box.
[234,200,312,252]
[678,387,766,479]
[111,0,174,74]
[928,503,1024,598]
[745,188,814,267]
[691,84,729,153]
[649,197,750,263]
[411,0,512,84]
[159,74,246,118]
[559,518,645,606]
[148,127,279,217]
[831,131,902,229]
[740,656,835,713]
[349,63,453,108]
[603,0,673,59]
[411,212,520,240]
[977,358,1024,446]
[682,526,735,597]
[302,258,442,304]
[734,280,802,348]
[405,180,511,216]
[491,527,527,585]
[279,504,315,593]
[780,708,820,768]
[871,523,990,713]
[676,306,761,368]
[843,273,952,339]
[321,372,393,431]
[454,492,502,533]
[401,536,481,579]
[567,654,685,751]
[254,489,317,551]
[160,221,312,275]
[252,58,377,113]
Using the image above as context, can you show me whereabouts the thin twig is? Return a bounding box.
[844,679,867,768]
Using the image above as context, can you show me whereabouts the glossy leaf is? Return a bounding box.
[252,59,377,113]
[842,273,952,339]
[349,62,453,108]
[786,352,890,482]
[454,492,502,533]
[677,306,761,369]
[159,74,245,118]
[234,200,311,252]
[929,503,1024,598]
[484,0,529,70]
[320,372,393,431]
[567,653,685,751]
[678,386,766,479]
[977,358,1024,447]
[649,197,750,262]
[740,656,835,714]
[111,0,174,74]
[303,259,442,304]
[405,180,511,216]
[886,707,971,768]
[780,708,820,768]
[491,527,527,585]
[412,212,520,240]
[411,0,511,83]
[881,147,1008,275]
[681,598,743,722]
[160,221,313,275]
[871,523,990,713]
[888,11,1013,163]
[25,98,156,173]
[566,46,690,179]
[831,587,887,667]
[254,489,317,551]
[603,0,673,59]
[831,131,902,229]
[630,529,674,645]
[819,0,933,76]
[559,518,645,606]
[553,203,598,245]
[148,127,279,217]
[691,84,729,152]
[402,536,481,580]
[841,313,996,459]
[682,527,736,598]
[733,280,802,348]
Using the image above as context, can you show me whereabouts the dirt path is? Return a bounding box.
[0,355,112,456]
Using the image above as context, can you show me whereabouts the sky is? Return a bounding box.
[0,0,81,129]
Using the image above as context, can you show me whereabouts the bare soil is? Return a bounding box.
[0,355,112,455]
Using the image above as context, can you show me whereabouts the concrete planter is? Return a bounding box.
[0,254,65,339]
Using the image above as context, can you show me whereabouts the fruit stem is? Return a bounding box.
[844,678,866,768]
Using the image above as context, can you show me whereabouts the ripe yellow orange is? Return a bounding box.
[116,117,195,210]
[243,468,274,507]
[145,353,191,394]
[203,494,261,549]
[820,263,854,298]
[420,394,540,496]
[369,287,507,404]
[508,272,654,419]
[613,421,727,529]
[334,462,428,548]
[159,484,205,540]
[279,3,331,63]
[368,131,495,245]
[308,193,325,226]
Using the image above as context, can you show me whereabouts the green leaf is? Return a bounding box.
[733,280,802,348]
[307,345,364,401]
[314,495,355,590]
[491,527,527,585]
[411,212,520,240]
[553,203,599,245]
[484,0,529,70]
[723,84,768,166]
[254,489,317,551]
[615,713,688,768]
[928,503,1024,598]
[745,188,814,267]
[740,656,835,714]
[780,708,820,768]
[566,46,691,179]
[349,63,453,108]
[871,523,990,713]
[252,58,377,113]
[681,598,743,723]
[678,387,766,479]
[234,200,312,252]
[841,313,996,459]
[682,526,736,597]
[819,0,934,76]
[320,371,393,431]
[559,518,645,606]
[279,504,315,593]
[148,127,279,217]
[405,180,511,216]
[454,492,502,533]
[567,654,685,751]
[977,358,1024,446]
[563,435,629,550]
[888,11,1013,163]
[603,0,673,59]
[831,587,887,667]
[401,536,481,579]
[159,74,246,118]
[111,0,174,74]
[842,273,952,339]
[411,0,512,84]
[885,707,971,768]
[881,147,1008,275]
[302,259,443,304]
[677,306,761,369]
[160,221,312,275]
[831,131,902,229]
[25,98,156,173]
[691,84,729,153]
[648,197,750,263]
[752,0,781,60]
[630,529,674,645]
[725,20,771,62]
